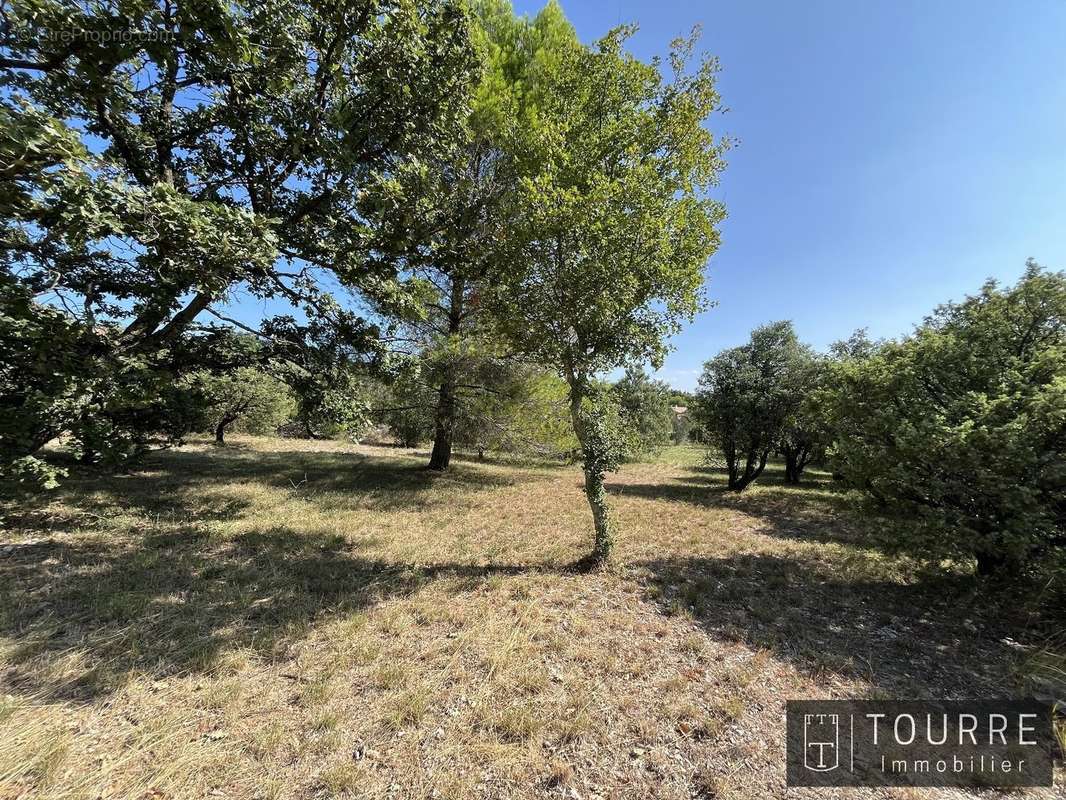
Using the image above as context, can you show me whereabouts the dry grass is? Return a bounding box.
[0,437,1061,799]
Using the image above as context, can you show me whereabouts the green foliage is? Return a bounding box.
[265,317,376,442]
[822,261,1066,575]
[0,277,200,479]
[378,354,577,457]
[379,367,436,448]
[495,27,729,380]
[612,368,674,457]
[577,391,633,475]
[696,321,814,490]
[573,390,631,564]
[663,390,696,444]
[777,354,830,483]
[453,364,579,459]
[493,25,730,562]
[671,410,694,446]
[358,0,574,469]
[0,278,91,485]
[185,368,295,442]
[668,390,696,407]
[0,0,476,481]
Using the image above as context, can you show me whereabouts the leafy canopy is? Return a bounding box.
[696,321,814,490]
[823,260,1066,574]
[494,25,729,386]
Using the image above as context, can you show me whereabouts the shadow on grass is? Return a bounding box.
[3,445,524,535]
[608,462,863,547]
[0,524,547,702]
[0,445,562,701]
[638,552,1043,697]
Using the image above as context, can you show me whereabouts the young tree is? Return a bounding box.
[0,0,475,482]
[696,321,813,490]
[186,369,294,444]
[822,261,1065,576]
[494,27,730,564]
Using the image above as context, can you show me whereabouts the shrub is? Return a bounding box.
[822,261,1065,576]
[612,368,674,458]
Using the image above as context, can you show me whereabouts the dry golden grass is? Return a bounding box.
[0,437,1061,799]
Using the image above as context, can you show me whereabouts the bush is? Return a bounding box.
[612,368,674,458]
[822,261,1065,576]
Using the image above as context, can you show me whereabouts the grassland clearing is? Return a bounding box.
[1,438,1061,799]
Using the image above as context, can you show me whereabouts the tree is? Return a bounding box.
[493,27,730,564]
[822,261,1065,576]
[0,0,475,482]
[451,362,579,460]
[378,365,436,447]
[186,368,294,444]
[612,368,674,457]
[696,321,813,490]
[360,0,576,470]
[777,355,829,483]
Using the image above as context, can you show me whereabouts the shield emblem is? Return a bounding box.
[803,713,840,772]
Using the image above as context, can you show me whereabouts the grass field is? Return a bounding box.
[1,437,1062,799]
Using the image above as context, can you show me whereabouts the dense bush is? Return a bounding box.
[822,261,1065,576]
[612,368,674,458]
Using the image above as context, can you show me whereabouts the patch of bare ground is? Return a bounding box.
[0,438,1061,798]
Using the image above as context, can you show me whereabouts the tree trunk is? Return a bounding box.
[427,273,465,471]
[974,549,1011,578]
[782,443,812,484]
[568,380,614,566]
[729,448,769,491]
[783,451,799,484]
[428,372,456,471]
[581,461,613,563]
[215,418,230,444]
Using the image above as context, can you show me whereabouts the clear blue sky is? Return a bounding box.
[510,0,1066,390]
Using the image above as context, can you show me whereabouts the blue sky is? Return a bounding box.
[509,0,1066,390]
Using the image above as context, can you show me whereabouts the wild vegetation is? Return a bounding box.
[1,437,1062,799]
[1,0,1063,796]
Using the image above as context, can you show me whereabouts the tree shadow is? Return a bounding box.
[608,463,864,548]
[637,552,1040,698]
[0,445,562,702]
[3,445,523,533]
[406,447,571,470]
[0,524,547,703]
